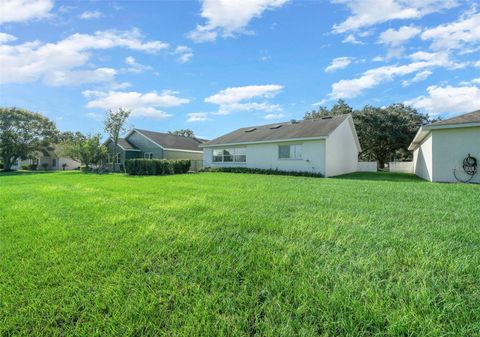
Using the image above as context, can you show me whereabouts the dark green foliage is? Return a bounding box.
[0,107,58,171]
[20,164,37,171]
[125,159,190,175]
[0,162,3,170]
[201,166,323,177]
[80,165,89,173]
[168,129,195,138]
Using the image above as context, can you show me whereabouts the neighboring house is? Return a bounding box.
[201,115,361,177]
[104,128,206,169]
[408,109,480,183]
[13,147,80,170]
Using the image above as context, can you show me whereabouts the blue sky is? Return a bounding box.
[0,0,479,139]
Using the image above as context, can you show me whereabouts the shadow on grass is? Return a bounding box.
[0,170,57,177]
[333,171,425,183]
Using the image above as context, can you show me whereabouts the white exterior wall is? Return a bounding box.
[58,157,81,170]
[357,162,377,172]
[325,118,359,177]
[204,139,326,175]
[389,161,413,174]
[413,133,433,181]
[431,127,480,183]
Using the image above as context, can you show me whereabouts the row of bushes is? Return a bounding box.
[125,159,191,176]
[21,164,41,171]
[200,166,324,178]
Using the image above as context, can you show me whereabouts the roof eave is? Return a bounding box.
[200,136,328,148]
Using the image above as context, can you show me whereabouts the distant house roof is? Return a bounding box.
[132,129,206,152]
[432,109,480,126]
[201,115,350,147]
[117,138,140,151]
[408,109,480,151]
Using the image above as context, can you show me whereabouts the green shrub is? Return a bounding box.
[20,164,37,171]
[21,164,29,170]
[80,166,89,173]
[201,166,323,178]
[124,159,191,176]
[0,163,3,170]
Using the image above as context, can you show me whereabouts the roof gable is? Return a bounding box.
[202,115,350,147]
[128,129,205,152]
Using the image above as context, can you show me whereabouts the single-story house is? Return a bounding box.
[408,109,480,183]
[13,147,80,170]
[201,115,361,177]
[104,128,206,169]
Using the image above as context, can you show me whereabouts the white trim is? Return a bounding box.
[408,122,480,151]
[200,136,328,148]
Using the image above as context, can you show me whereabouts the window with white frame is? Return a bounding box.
[212,148,246,162]
[278,144,302,159]
[108,154,121,164]
[144,152,153,159]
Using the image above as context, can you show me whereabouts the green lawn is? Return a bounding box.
[1,172,479,336]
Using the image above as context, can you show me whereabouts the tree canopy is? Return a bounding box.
[104,108,131,171]
[168,129,195,138]
[0,107,58,171]
[59,132,107,169]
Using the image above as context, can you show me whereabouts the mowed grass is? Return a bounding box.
[0,172,479,336]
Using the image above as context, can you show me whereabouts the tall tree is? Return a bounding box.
[355,103,432,168]
[59,133,107,170]
[0,107,58,171]
[168,129,195,138]
[104,108,130,172]
[304,99,353,119]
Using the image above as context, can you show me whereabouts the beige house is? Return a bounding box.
[201,115,361,177]
[14,147,81,171]
[409,110,480,183]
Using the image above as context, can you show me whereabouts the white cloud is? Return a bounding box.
[188,0,288,42]
[0,0,54,24]
[187,112,209,122]
[173,46,193,63]
[79,10,104,20]
[264,113,286,120]
[421,11,480,51]
[475,60,480,67]
[325,57,354,72]
[405,84,480,114]
[0,29,168,85]
[327,52,457,99]
[401,70,432,86]
[332,0,458,33]
[0,33,17,44]
[83,90,189,119]
[124,56,152,73]
[378,25,421,46]
[205,84,283,115]
[44,68,117,86]
[342,34,364,44]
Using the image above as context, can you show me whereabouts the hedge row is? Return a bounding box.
[125,159,191,175]
[200,166,323,178]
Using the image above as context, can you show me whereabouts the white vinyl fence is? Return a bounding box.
[389,161,413,174]
[357,161,377,172]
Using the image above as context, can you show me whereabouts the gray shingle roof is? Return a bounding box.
[117,138,139,150]
[202,115,349,146]
[134,129,206,151]
[432,109,480,126]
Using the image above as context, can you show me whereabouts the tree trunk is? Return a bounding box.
[3,156,13,171]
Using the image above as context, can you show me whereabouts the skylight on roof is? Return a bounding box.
[245,127,256,132]
[270,124,282,129]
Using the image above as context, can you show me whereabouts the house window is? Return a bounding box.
[52,159,57,167]
[212,148,246,162]
[278,144,302,159]
[108,154,121,164]
[144,152,153,159]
